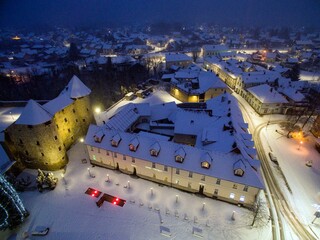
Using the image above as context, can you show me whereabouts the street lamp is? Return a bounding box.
[95,107,101,114]
[298,141,303,150]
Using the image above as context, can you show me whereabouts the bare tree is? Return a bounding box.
[250,194,269,227]
[191,48,199,63]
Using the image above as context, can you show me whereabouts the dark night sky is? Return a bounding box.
[0,0,320,29]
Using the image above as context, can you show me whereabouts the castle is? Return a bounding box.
[4,75,93,171]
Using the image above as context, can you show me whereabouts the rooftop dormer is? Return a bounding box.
[175,147,186,163]
[93,129,105,143]
[129,137,139,152]
[111,134,121,147]
[201,152,213,169]
[150,142,161,157]
[233,159,246,177]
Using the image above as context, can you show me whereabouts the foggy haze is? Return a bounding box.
[1,0,320,29]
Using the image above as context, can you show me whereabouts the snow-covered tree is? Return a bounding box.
[0,175,29,230]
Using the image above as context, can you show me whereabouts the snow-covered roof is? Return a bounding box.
[105,103,150,131]
[15,100,52,125]
[43,92,74,115]
[172,69,227,94]
[247,84,289,104]
[86,93,264,189]
[86,124,264,189]
[60,75,91,99]
[165,53,192,62]
[202,44,229,52]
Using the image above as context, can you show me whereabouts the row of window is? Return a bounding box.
[91,152,249,192]
[56,118,86,129]
[19,135,72,146]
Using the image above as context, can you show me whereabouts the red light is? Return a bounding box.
[94,190,97,193]
[91,194,95,197]
[113,202,116,205]
[116,198,119,201]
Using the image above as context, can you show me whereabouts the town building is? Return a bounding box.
[4,75,93,171]
[85,93,264,208]
[245,84,289,115]
[165,53,193,70]
[169,67,230,102]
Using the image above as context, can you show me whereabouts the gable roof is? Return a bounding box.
[15,99,52,125]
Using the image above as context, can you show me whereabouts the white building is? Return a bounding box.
[85,94,264,208]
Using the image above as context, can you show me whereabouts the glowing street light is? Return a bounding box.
[79,138,84,143]
[95,107,101,114]
[298,141,303,150]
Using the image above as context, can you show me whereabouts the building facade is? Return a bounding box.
[85,95,264,208]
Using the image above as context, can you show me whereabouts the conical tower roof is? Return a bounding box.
[62,75,91,99]
[15,99,52,125]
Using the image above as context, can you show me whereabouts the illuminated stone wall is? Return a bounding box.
[5,121,67,170]
[5,96,93,171]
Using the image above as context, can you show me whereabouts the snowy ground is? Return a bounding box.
[261,124,320,239]
[236,92,320,239]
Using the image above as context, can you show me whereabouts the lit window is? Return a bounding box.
[230,193,235,199]
[150,149,158,156]
[234,168,244,176]
[93,155,96,160]
[129,144,135,151]
[175,155,184,163]
[201,161,210,169]
[240,196,245,202]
